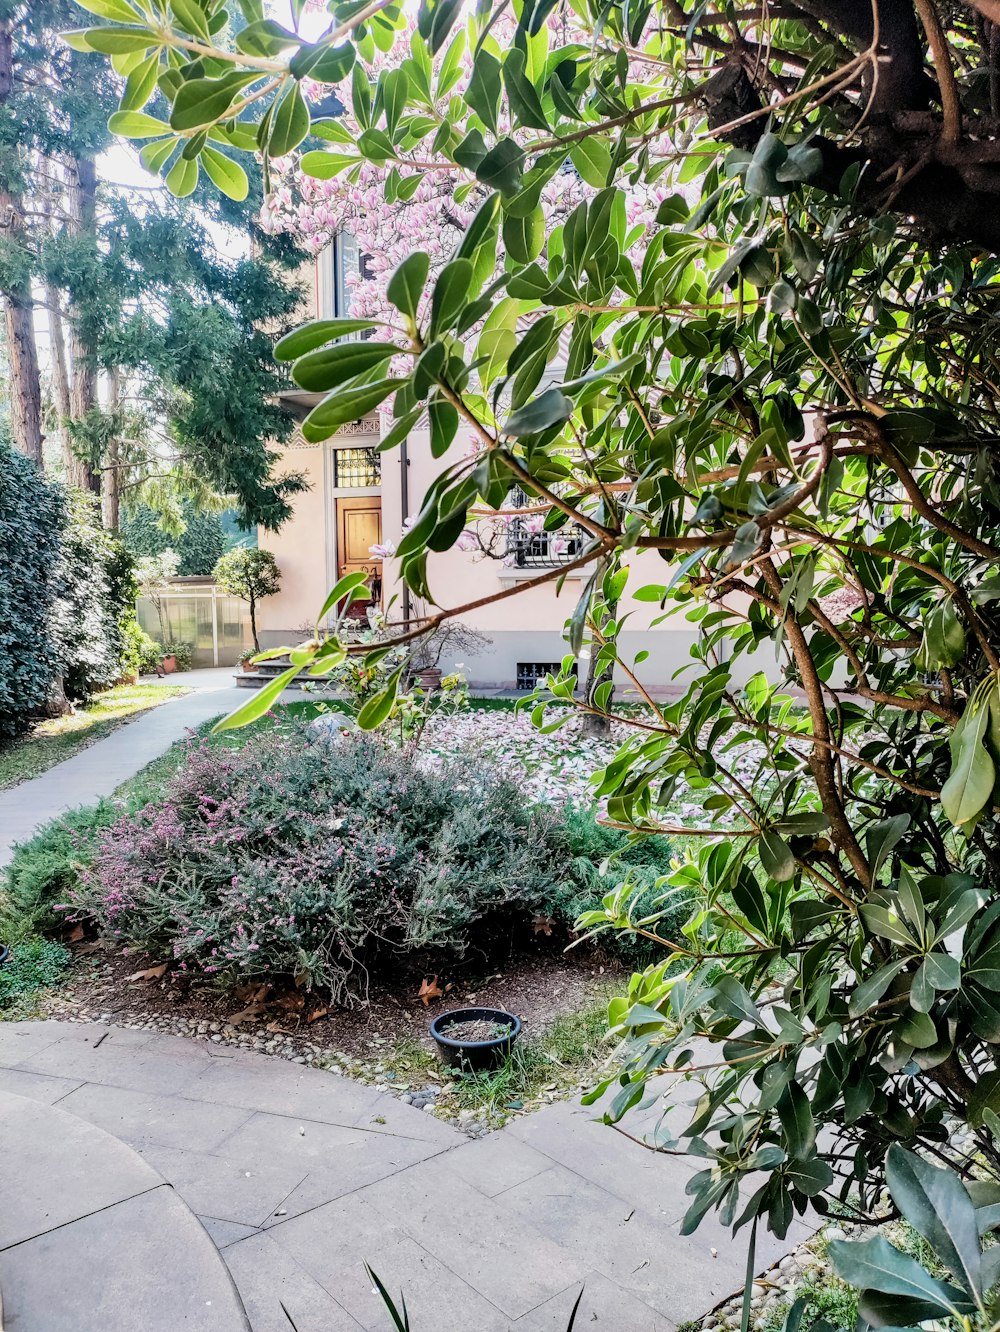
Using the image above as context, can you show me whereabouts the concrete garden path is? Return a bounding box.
[0,1020,812,1331]
[0,669,245,867]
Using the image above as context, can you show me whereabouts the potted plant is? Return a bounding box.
[406,620,489,691]
[429,1006,522,1071]
[161,642,193,672]
[238,646,259,673]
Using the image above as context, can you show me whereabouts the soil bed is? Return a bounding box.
[439,1017,514,1042]
[40,939,621,1064]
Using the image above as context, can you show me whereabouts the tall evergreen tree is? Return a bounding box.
[0,0,308,527]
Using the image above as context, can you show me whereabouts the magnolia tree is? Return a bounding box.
[78,0,1000,1268]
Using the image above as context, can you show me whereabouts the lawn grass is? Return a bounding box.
[0,683,191,791]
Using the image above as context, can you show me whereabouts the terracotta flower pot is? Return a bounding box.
[161,655,178,674]
[415,667,443,691]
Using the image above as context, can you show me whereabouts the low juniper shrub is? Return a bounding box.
[68,728,568,1005]
[548,806,681,964]
[0,800,122,942]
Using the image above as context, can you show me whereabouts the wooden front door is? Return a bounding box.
[336,496,382,617]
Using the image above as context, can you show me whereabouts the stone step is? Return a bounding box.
[234,657,315,690]
[0,1089,251,1332]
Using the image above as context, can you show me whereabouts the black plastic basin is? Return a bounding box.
[0,944,9,968]
[429,1006,522,1071]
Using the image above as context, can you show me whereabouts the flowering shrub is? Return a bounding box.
[68,727,567,1005]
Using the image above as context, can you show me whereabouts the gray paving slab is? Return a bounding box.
[0,1018,79,1066]
[507,1099,693,1218]
[360,1159,588,1319]
[266,1191,513,1332]
[0,1088,162,1249]
[138,1141,309,1228]
[14,1027,211,1095]
[441,1133,554,1198]
[191,1053,404,1126]
[511,1273,674,1331]
[0,1020,814,1331]
[0,1185,250,1332]
[346,1086,461,1144]
[56,1081,255,1152]
[0,1064,83,1103]
[494,1162,768,1323]
[224,1232,366,1332]
[218,1112,449,1220]
[201,1217,263,1250]
[0,670,244,866]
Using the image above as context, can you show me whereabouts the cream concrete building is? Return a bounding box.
[256,244,773,691]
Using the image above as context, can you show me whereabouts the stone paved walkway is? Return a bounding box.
[0,669,244,867]
[0,1020,811,1331]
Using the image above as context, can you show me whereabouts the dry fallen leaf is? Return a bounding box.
[532,913,556,936]
[276,991,306,1012]
[67,923,85,943]
[307,1005,329,1023]
[126,962,168,983]
[266,1021,293,1035]
[228,1003,267,1025]
[418,975,444,1006]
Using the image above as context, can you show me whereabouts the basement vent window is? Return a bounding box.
[333,447,381,488]
[516,662,564,691]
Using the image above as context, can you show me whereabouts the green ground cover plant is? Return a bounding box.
[0,938,71,1014]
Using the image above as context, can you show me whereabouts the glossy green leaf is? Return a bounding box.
[301,379,400,442]
[292,341,399,393]
[316,572,371,624]
[268,84,311,156]
[274,320,382,361]
[827,1237,974,1318]
[108,111,169,138]
[357,671,403,729]
[201,147,249,200]
[885,1146,984,1301]
[759,830,795,882]
[74,0,142,19]
[165,154,199,197]
[503,207,545,264]
[170,72,257,132]
[429,259,473,337]
[941,692,996,828]
[503,389,572,438]
[387,252,430,321]
[213,663,303,731]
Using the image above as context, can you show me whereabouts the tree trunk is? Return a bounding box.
[580,596,617,737]
[66,152,99,493]
[102,366,122,531]
[47,289,73,472]
[0,17,43,465]
[249,597,259,654]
